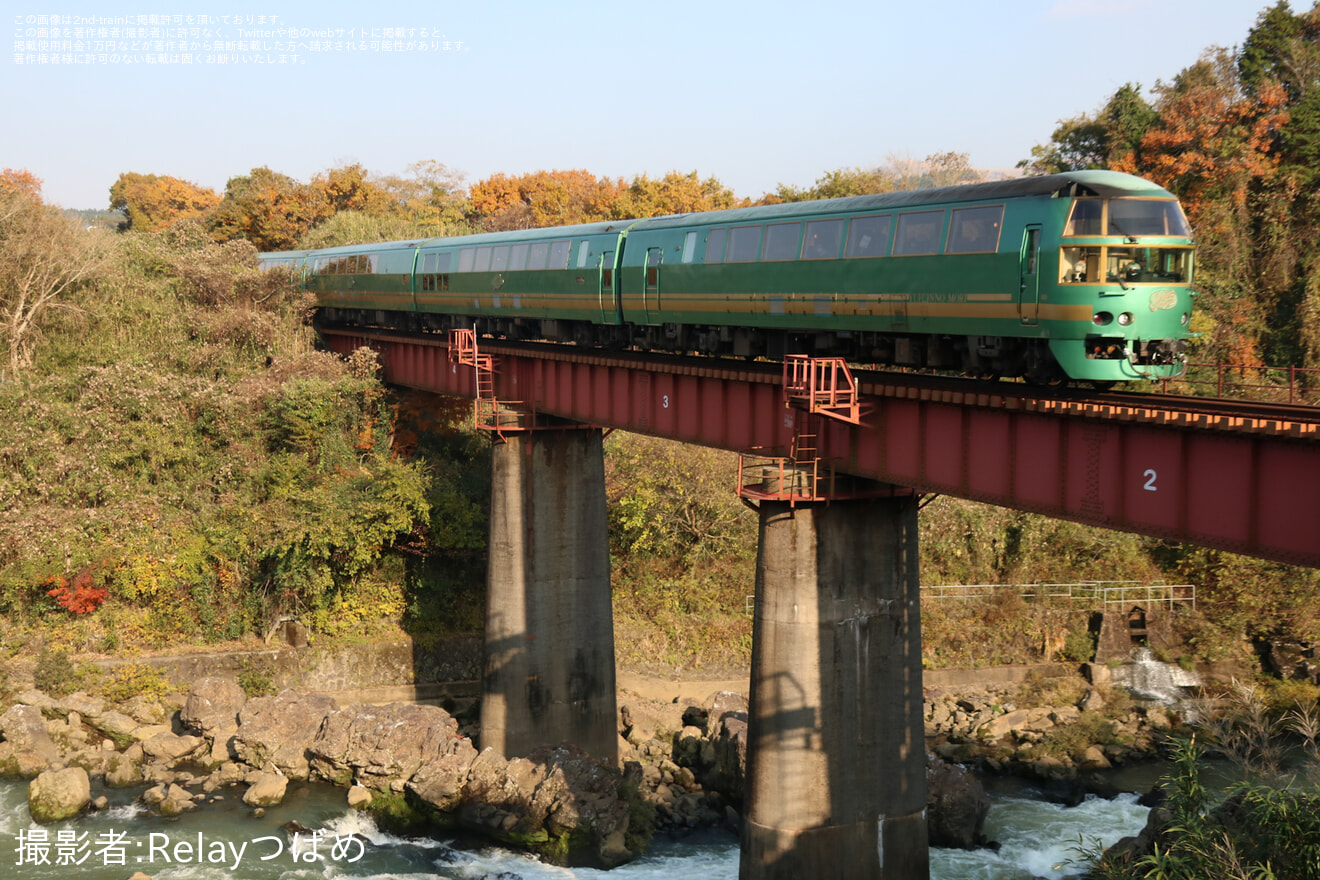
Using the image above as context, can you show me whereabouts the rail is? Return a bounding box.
[920,581,1196,611]
[1159,362,1320,406]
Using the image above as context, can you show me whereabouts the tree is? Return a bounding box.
[0,193,108,372]
[770,165,894,203]
[108,172,219,232]
[612,170,743,217]
[468,169,624,230]
[1019,84,1157,175]
[376,159,470,227]
[208,167,329,251]
[0,168,43,203]
[313,163,395,217]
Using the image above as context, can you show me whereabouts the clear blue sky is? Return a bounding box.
[4,0,1275,209]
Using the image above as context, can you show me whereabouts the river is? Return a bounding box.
[1,772,1158,880]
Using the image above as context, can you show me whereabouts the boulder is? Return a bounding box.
[27,766,90,823]
[180,677,247,736]
[105,753,144,788]
[233,691,338,780]
[926,758,991,848]
[0,704,61,771]
[307,702,471,790]
[86,710,140,746]
[242,772,289,807]
[140,732,203,763]
[347,785,372,809]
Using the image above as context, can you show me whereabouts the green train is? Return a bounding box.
[260,170,1194,384]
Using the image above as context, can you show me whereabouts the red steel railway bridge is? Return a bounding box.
[324,327,1320,880]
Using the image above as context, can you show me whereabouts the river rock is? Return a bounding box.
[308,701,470,790]
[926,757,991,848]
[27,766,90,823]
[347,784,372,809]
[86,710,139,745]
[243,771,289,807]
[181,677,247,736]
[140,732,203,763]
[233,691,338,780]
[0,704,61,771]
[53,692,106,719]
[105,752,144,788]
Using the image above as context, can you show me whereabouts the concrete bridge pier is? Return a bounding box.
[480,426,618,765]
[741,494,928,880]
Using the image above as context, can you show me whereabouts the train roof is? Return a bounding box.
[632,171,1176,231]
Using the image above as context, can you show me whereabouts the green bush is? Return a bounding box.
[99,662,172,703]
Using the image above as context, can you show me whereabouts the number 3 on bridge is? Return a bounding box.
[662,394,670,409]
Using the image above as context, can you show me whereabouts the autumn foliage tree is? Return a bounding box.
[208,166,329,251]
[1024,2,1320,372]
[0,168,43,203]
[612,170,744,217]
[109,172,220,232]
[469,169,625,230]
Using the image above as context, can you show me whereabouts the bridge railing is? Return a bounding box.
[920,581,1197,611]
[1158,362,1320,406]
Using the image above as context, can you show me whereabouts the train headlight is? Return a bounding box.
[1180,312,1190,326]
[1117,312,1134,326]
[1093,312,1113,326]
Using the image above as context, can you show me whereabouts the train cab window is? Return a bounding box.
[705,227,727,264]
[509,243,529,271]
[1060,246,1103,283]
[458,247,475,272]
[1105,246,1193,283]
[527,242,550,270]
[1065,199,1104,236]
[845,215,891,258]
[365,254,379,274]
[491,246,510,272]
[802,219,844,259]
[893,210,944,256]
[682,231,698,263]
[1107,199,1191,237]
[946,205,1003,254]
[577,241,591,268]
[762,222,801,261]
[727,225,761,263]
[474,247,492,272]
[549,239,571,269]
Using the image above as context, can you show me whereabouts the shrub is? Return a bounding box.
[33,647,83,696]
[99,662,172,703]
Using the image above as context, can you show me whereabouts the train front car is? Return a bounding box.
[1039,171,1194,384]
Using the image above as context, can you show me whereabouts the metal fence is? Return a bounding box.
[745,582,1195,615]
[920,581,1196,611]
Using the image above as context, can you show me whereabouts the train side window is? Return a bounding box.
[803,219,844,259]
[474,247,492,272]
[527,242,550,270]
[705,227,727,264]
[509,243,529,271]
[458,247,475,272]
[762,222,801,261]
[1065,199,1103,236]
[422,254,437,274]
[946,205,1004,254]
[893,210,944,256]
[682,231,698,263]
[845,215,891,258]
[549,239,571,269]
[491,246,510,272]
[727,225,761,263]
[436,252,452,273]
[577,240,591,268]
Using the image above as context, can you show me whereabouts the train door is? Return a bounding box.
[640,247,662,323]
[1019,224,1041,325]
[597,249,620,324]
